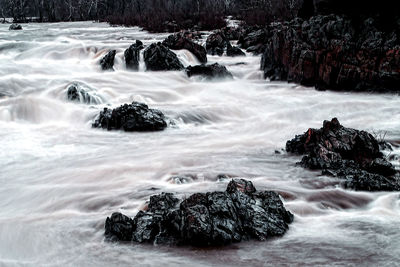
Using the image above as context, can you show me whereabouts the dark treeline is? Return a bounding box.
[0,0,304,31]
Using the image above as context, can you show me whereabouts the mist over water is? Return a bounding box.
[1,22,400,266]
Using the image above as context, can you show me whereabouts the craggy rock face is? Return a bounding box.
[163,33,207,63]
[186,63,233,80]
[105,179,293,246]
[143,43,184,71]
[124,40,143,71]
[286,118,400,191]
[100,50,116,71]
[206,32,228,56]
[92,101,167,132]
[259,15,400,92]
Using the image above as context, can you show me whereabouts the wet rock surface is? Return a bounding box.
[100,50,116,71]
[92,101,167,132]
[227,43,246,57]
[163,33,207,63]
[206,31,228,56]
[9,24,23,30]
[143,43,184,71]
[105,179,293,246]
[66,82,104,105]
[256,15,400,92]
[186,63,233,79]
[286,118,400,191]
[125,40,143,71]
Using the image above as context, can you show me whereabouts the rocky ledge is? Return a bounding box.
[286,118,400,191]
[92,102,167,132]
[257,15,400,92]
[163,32,207,63]
[105,179,293,246]
[186,63,233,80]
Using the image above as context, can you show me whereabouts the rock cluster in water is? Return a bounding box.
[241,15,400,92]
[105,179,293,246]
[186,63,233,80]
[286,118,400,191]
[163,32,207,63]
[144,43,184,71]
[92,102,167,132]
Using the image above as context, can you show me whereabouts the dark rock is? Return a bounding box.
[100,50,116,71]
[259,15,400,92]
[163,33,207,63]
[125,40,143,71]
[238,28,267,54]
[105,212,135,242]
[186,63,233,80]
[9,24,22,30]
[92,101,167,132]
[286,118,399,191]
[104,179,293,246]
[206,32,228,56]
[143,43,184,71]
[66,82,104,105]
[227,43,246,57]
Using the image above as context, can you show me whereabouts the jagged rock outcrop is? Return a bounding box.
[259,15,400,92]
[163,33,207,63]
[206,31,228,56]
[143,43,184,71]
[186,63,233,79]
[286,118,400,191]
[9,24,22,30]
[100,50,116,71]
[92,101,167,132]
[66,82,105,104]
[105,179,293,246]
[125,40,143,71]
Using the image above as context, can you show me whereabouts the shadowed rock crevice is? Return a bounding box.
[105,179,293,246]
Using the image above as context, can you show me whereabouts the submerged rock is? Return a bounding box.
[163,33,207,63]
[143,43,184,71]
[286,118,400,191]
[66,82,105,105]
[125,40,143,71]
[9,24,22,30]
[186,63,233,79]
[100,50,116,71]
[105,179,293,246]
[227,43,246,57]
[92,101,167,132]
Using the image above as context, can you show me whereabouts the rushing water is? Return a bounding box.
[0,21,400,267]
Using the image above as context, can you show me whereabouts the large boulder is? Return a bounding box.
[163,33,207,63]
[206,32,228,56]
[66,82,105,105]
[9,24,22,30]
[92,101,167,132]
[186,63,233,80]
[100,50,116,71]
[143,43,184,71]
[124,40,144,71]
[286,118,400,191]
[105,179,293,246]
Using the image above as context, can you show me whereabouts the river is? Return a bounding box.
[0,21,399,266]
